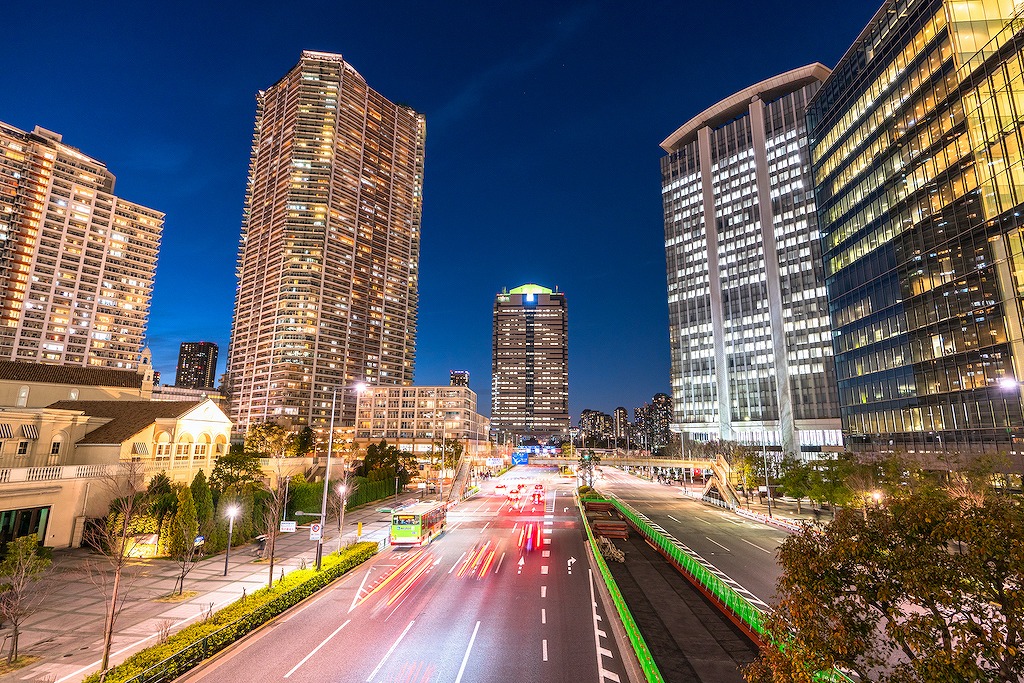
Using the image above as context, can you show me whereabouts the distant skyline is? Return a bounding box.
[0,0,881,418]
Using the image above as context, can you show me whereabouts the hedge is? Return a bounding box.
[84,542,378,683]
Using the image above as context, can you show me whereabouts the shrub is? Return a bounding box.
[84,542,378,683]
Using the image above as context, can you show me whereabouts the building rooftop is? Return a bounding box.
[660,63,831,152]
[0,361,145,388]
[48,400,201,444]
[509,284,554,295]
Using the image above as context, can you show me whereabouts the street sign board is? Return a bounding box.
[417,482,427,489]
[511,451,529,466]
[280,520,296,533]
[193,535,205,547]
[486,458,502,467]
[309,522,322,541]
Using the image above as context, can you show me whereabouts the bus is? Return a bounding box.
[390,502,447,546]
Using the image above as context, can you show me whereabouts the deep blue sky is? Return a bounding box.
[0,0,879,419]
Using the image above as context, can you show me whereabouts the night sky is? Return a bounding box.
[1,0,880,419]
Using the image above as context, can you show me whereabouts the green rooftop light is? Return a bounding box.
[509,283,553,295]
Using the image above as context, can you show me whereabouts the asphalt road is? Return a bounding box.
[595,467,790,607]
[183,466,626,683]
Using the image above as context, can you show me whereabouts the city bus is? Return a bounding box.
[390,501,447,546]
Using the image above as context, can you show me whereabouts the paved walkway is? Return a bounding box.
[1,495,423,683]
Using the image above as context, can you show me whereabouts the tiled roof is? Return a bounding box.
[48,400,201,444]
[0,361,144,388]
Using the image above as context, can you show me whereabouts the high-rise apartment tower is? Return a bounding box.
[176,341,218,389]
[227,51,426,435]
[661,65,843,457]
[491,284,569,442]
[0,122,163,369]
[808,0,1024,460]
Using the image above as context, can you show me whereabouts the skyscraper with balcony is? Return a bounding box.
[0,122,163,369]
[808,0,1024,460]
[175,341,218,389]
[227,51,425,436]
[491,284,569,442]
[661,65,843,457]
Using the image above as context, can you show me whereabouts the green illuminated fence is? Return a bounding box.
[576,497,664,683]
[610,499,766,637]
[608,498,854,683]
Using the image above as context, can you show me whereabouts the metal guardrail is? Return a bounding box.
[576,495,665,683]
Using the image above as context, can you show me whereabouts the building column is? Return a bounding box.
[748,96,798,458]
[697,126,732,440]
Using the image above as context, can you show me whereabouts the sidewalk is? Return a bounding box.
[2,496,419,683]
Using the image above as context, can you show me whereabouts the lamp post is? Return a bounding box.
[223,505,238,576]
[439,394,446,503]
[315,386,338,571]
[336,483,347,553]
[762,437,773,518]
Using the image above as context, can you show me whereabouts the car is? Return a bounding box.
[495,483,507,495]
[534,483,544,491]
[530,491,542,504]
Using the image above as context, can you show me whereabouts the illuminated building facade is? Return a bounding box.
[661,65,843,457]
[227,51,426,436]
[809,0,1024,460]
[354,384,490,457]
[491,284,570,442]
[175,341,218,389]
[634,392,673,451]
[0,123,163,369]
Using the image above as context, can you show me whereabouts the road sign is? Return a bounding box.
[486,458,502,467]
[280,520,296,533]
[193,535,205,547]
[309,522,322,541]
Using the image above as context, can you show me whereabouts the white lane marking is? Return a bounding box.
[453,620,481,683]
[494,551,506,574]
[740,538,773,554]
[512,522,519,532]
[480,522,490,534]
[541,608,546,624]
[541,585,546,598]
[667,514,681,523]
[542,550,550,557]
[705,536,731,552]
[541,565,548,575]
[449,551,467,574]
[698,517,712,525]
[366,620,415,682]
[542,639,549,662]
[603,670,621,682]
[589,568,618,680]
[350,566,373,612]
[284,619,350,678]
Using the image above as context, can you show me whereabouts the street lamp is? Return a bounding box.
[762,437,773,518]
[336,483,347,553]
[223,505,239,576]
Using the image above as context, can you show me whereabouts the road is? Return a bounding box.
[595,466,790,607]
[183,467,626,683]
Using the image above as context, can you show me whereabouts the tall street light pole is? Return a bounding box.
[315,386,338,571]
[439,394,446,503]
[762,437,773,518]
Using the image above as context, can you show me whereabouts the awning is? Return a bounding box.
[21,424,38,439]
[132,442,150,455]
[0,424,13,439]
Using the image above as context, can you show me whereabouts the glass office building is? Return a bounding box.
[808,0,1024,461]
[661,65,843,457]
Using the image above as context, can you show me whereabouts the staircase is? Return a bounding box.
[445,450,473,504]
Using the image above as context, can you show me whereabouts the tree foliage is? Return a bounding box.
[244,421,292,458]
[0,535,51,663]
[168,487,199,595]
[210,447,263,492]
[360,440,416,484]
[744,485,1024,682]
[190,469,214,534]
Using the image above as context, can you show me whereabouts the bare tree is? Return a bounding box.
[92,463,148,675]
[259,463,289,588]
[0,535,52,663]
